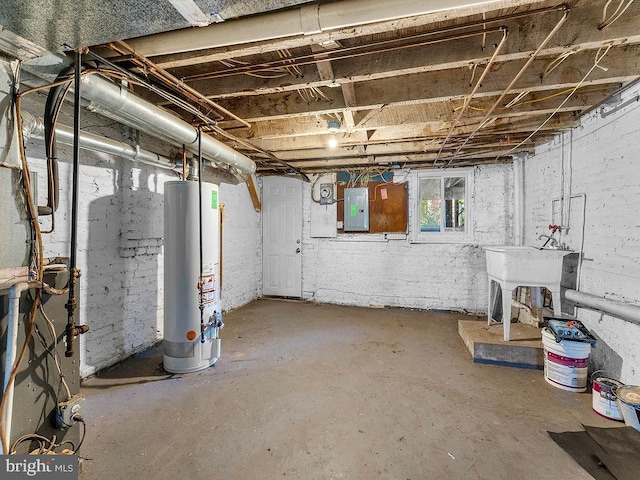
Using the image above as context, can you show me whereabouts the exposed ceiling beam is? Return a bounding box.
[160,1,640,100]
[236,99,596,146]
[253,130,557,159]
[231,113,579,162]
[266,146,536,170]
[202,48,635,125]
[340,81,370,153]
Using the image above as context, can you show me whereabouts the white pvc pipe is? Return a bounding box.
[512,155,524,246]
[564,289,640,324]
[570,194,587,293]
[125,0,505,57]
[2,282,30,454]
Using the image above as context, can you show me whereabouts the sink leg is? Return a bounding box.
[487,279,493,325]
[551,288,562,318]
[502,288,513,342]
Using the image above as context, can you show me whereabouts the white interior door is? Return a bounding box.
[262,176,302,297]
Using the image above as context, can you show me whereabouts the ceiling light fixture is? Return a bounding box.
[168,0,212,27]
[327,120,340,149]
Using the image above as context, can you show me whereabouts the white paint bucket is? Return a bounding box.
[591,373,624,420]
[541,327,591,392]
[614,385,640,432]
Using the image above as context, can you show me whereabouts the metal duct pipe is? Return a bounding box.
[21,111,177,172]
[563,289,640,324]
[77,74,255,180]
[123,0,504,57]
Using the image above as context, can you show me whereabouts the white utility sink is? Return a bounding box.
[483,245,573,341]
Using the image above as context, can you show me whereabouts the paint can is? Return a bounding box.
[614,385,640,432]
[591,372,624,420]
[541,327,591,392]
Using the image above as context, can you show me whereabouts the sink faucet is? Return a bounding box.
[538,234,558,248]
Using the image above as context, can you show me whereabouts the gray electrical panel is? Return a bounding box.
[344,187,369,231]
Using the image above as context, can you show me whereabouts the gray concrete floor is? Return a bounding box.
[81,299,613,479]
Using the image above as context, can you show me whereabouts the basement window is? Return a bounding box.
[413,169,471,242]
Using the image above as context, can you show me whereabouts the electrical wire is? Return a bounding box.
[503,91,530,108]
[219,58,290,79]
[434,27,508,166]
[9,425,83,455]
[542,48,579,78]
[453,86,588,112]
[39,304,72,401]
[310,174,322,203]
[184,5,569,83]
[599,0,635,29]
[0,61,45,454]
[10,433,57,455]
[446,6,570,167]
[467,63,478,87]
[74,416,86,456]
[499,44,613,159]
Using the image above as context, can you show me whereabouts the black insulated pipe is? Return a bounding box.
[41,68,75,219]
[65,50,85,357]
[198,129,205,343]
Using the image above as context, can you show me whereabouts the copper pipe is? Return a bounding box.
[182,145,187,179]
[208,125,309,181]
[108,40,251,128]
[182,4,567,82]
[185,25,506,81]
[447,5,570,165]
[108,43,221,122]
[85,50,222,128]
[434,26,509,165]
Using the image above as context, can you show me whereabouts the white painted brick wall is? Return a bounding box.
[220,181,262,308]
[301,164,514,312]
[24,135,261,377]
[523,85,640,384]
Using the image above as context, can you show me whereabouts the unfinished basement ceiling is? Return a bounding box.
[0,0,315,52]
[7,0,640,175]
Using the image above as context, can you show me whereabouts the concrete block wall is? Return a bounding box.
[523,84,640,384]
[301,164,514,313]
[24,139,261,377]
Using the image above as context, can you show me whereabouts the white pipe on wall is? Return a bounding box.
[124,0,505,57]
[512,155,524,246]
[564,289,640,324]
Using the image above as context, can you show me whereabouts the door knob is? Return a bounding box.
[296,248,301,253]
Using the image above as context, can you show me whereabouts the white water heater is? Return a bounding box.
[163,180,222,373]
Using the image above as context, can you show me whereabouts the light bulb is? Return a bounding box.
[327,134,338,148]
